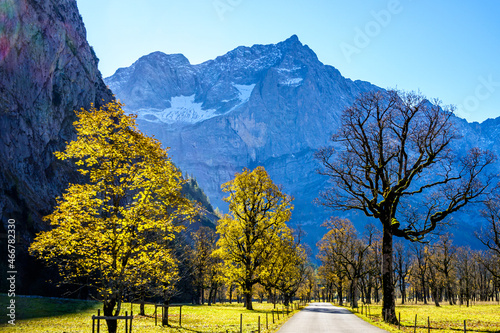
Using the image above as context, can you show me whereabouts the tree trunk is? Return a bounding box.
[399,278,405,305]
[361,281,367,304]
[381,225,397,324]
[162,301,169,326]
[140,300,145,316]
[266,288,272,304]
[402,281,406,305]
[283,294,290,307]
[245,291,253,310]
[209,283,218,305]
[351,278,358,308]
[337,282,344,306]
[431,286,440,307]
[366,277,373,304]
[423,282,428,304]
[103,298,117,333]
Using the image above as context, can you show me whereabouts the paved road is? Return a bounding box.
[277,303,388,333]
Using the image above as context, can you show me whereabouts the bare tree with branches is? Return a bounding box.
[476,193,500,279]
[317,218,374,308]
[394,241,411,304]
[316,90,495,323]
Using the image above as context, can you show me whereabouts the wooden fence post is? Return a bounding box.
[266,313,268,329]
[92,310,134,333]
[130,311,133,333]
[414,314,417,333]
[258,316,261,333]
[428,316,430,333]
[240,314,242,333]
[464,319,466,333]
[398,312,401,330]
[165,306,169,326]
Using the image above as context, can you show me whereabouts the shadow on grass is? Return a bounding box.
[0,294,99,324]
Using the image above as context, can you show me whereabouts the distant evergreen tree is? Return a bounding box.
[182,177,215,214]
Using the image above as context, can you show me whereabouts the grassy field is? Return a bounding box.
[342,301,500,333]
[0,295,299,332]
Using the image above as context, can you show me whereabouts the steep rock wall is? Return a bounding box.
[0,0,113,241]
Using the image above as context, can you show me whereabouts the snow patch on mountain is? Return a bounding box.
[135,85,255,124]
[282,78,303,86]
[276,67,304,86]
[223,83,256,113]
[234,84,255,103]
[136,95,217,124]
[276,67,302,73]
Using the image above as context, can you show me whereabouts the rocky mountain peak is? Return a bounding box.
[106,35,343,126]
[104,36,382,248]
[282,34,301,45]
[276,34,318,62]
[106,36,500,249]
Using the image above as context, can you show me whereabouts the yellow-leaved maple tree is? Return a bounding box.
[29,101,198,333]
[259,230,308,307]
[214,166,293,310]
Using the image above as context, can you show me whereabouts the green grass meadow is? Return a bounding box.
[2,296,499,332]
[0,295,298,332]
[344,301,500,333]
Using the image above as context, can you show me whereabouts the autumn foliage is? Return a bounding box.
[29,101,198,333]
[214,166,303,310]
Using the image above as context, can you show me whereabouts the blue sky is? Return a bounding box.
[77,0,500,123]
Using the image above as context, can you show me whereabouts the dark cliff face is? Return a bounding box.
[0,0,113,239]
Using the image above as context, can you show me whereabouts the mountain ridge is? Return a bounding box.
[105,35,499,247]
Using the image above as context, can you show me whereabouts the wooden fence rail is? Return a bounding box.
[154,304,183,327]
[92,309,133,333]
[347,304,481,333]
